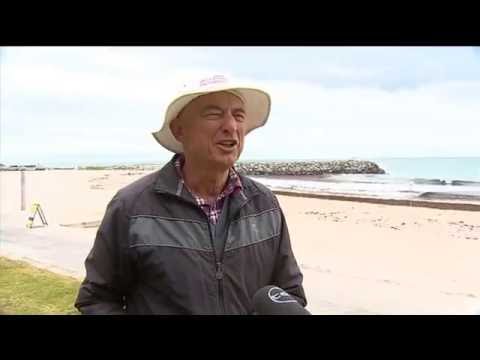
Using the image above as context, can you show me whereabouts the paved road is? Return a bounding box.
[0,211,96,279]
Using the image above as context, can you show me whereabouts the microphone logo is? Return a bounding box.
[267,287,298,304]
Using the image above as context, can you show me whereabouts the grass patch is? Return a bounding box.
[0,257,81,315]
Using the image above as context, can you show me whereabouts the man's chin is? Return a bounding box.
[212,154,238,170]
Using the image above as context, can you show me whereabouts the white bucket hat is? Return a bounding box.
[152,75,271,154]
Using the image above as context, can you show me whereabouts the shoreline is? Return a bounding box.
[271,188,480,212]
[3,168,479,212]
[251,174,480,207]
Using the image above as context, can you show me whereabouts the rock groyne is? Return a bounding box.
[235,160,385,176]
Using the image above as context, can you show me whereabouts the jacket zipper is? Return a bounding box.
[155,192,227,313]
[155,188,261,315]
[215,261,225,314]
[215,195,260,314]
[211,194,261,315]
[206,219,226,314]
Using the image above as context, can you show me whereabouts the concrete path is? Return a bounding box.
[0,210,96,279]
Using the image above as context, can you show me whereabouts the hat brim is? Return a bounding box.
[152,85,271,154]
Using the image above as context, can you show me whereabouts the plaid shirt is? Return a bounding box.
[174,155,243,224]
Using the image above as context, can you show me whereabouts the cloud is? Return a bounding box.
[1,47,480,165]
[240,78,480,159]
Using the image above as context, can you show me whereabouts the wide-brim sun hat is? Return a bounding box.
[152,75,271,154]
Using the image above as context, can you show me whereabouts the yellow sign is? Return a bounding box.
[26,203,48,228]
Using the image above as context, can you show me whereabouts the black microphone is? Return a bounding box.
[252,285,311,315]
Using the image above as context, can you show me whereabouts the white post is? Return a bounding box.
[21,170,25,211]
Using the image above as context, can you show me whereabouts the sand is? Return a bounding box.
[278,195,480,314]
[1,169,479,314]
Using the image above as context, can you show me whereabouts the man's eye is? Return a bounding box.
[234,113,245,121]
[205,113,222,119]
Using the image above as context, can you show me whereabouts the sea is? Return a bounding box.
[248,157,480,203]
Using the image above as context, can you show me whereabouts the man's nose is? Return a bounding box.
[221,112,238,133]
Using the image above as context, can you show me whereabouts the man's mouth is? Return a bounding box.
[217,140,238,149]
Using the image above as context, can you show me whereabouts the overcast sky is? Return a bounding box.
[1,46,479,166]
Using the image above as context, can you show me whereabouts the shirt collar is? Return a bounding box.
[174,154,243,200]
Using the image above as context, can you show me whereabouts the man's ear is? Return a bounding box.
[170,117,183,142]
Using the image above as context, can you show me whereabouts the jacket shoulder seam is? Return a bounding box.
[115,172,160,216]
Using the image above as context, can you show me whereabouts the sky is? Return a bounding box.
[1,46,479,166]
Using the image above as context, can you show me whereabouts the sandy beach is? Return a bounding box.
[1,169,479,314]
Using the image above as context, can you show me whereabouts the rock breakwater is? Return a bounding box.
[235,160,385,176]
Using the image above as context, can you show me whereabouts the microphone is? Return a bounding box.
[252,285,311,315]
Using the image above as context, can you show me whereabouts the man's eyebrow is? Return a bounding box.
[201,105,223,114]
[232,106,246,113]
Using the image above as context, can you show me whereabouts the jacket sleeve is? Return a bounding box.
[271,202,307,308]
[75,194,133,314]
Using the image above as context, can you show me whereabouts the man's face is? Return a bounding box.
[171,91,247,170]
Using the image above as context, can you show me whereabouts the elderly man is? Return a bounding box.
[75,75,306,314]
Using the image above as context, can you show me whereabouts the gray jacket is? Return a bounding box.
[75,156,306,314]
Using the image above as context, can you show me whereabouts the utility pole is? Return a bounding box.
[21,170,25,211]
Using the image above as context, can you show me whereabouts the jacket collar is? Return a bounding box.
[153,154,261,202]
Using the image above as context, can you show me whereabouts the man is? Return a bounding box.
[75,75,306,314]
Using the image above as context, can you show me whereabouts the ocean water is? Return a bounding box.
[373,157,480,182]
[251,157,480,202]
